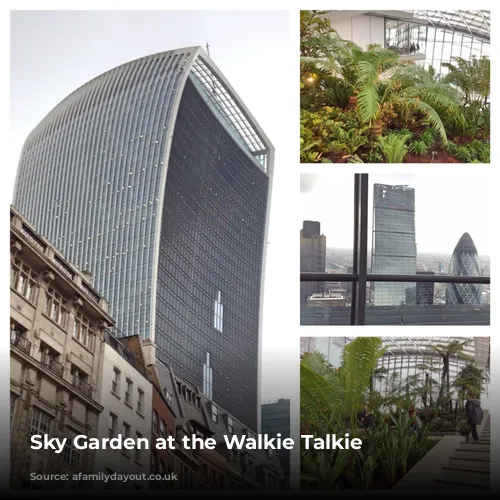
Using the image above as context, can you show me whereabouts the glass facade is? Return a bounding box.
[385,11,490,77]
[370,184,417,306]
[446,233,482,305]
[302,336,490,398]
[300,221,326,307]
[12,47,273,430]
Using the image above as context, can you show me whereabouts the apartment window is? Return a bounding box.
[72,313,95,350]
[137,388,144,414]
[202,463,208,480]
[213,290,223,332]
[202,352,213,399]
[159,460,166,475]
[71,365,92,397]
[28,407,52,441]
[63,428,81,467]
[248,460,254,477]
[44,287,67,326]
[112,368,120,394]
[39,342,63,377]
[10,393,17,428]
[227,416,234,434]
[151,452,157,474]
[11,258,37,302]
[211,404,218,424]
[123,422,131,440]
[135,432,142,462]
[159,419,166,439]
[152,411,158,433]
[125,379,133,405]
[211,469,217,485]
[164,389,173,405]
[220,474,225,488]
[108,413,117,439]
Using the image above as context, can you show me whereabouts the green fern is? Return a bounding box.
[409,140,429,156]
[455,146,471,162]
[379,133,409,163]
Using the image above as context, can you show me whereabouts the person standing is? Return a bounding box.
[465,392,483,443]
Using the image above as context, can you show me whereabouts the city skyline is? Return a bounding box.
[301,172,491,256]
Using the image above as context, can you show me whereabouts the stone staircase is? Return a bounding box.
[434,412,490,489]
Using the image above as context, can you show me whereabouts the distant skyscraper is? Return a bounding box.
[371,184,417,306]
[12,47,273,430]
[446,233,482,305]
[300,221,326,306]
[416,271,435,305]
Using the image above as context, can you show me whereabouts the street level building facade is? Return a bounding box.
[13,46,274,430]
[10,206,114,489]
[371,184,417,306]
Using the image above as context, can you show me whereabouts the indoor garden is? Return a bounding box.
[300,337,488,489]
[300,11,490,163]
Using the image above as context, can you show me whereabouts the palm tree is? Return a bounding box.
[441,56,490,105]
[432,340,473,410]
[302,31,464,141]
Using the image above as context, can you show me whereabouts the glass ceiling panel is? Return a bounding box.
[407,10,490,40]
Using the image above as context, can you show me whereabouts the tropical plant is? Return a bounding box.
[441,56,490,105]
[409,140,429,156]
[432,340,472,410]
[378,133,409,163]
[455,146,472,163]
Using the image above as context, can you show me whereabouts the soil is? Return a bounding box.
[403,149,460,163]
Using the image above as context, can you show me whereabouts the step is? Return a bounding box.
[441,466,489,485]
[455,449,490,460]
[434,477,490,490]
[460,442,490,451]
[449,456,490,470]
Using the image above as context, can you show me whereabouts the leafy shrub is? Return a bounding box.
[419,129,436,147]
[379,133,409,163]
[443,140,458,155]
[454,146,472,162]
[409,140,429,156]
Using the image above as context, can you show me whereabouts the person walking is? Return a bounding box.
[465,391,483,443]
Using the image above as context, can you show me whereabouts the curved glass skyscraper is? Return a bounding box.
[13,46,274,429]
[446,232,482,305]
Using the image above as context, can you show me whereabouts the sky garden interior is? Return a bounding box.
[300,336,491,490]
[300,10,490,163]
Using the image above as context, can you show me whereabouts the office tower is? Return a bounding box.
[446,232,482,305]
[416,271,435,305]
[300,221,326,306]
[13,47,273,430]
[371,184,417,305]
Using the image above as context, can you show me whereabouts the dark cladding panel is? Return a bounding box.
[155,78,269,430]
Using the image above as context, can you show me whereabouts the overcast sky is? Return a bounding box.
[9,10,296,405]
[301,172,491,256]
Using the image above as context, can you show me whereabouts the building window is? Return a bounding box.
[211,404,218,424]
[39,342,63,377]
[213,290,223,332]
[108,413,117,439]
[137,388,144,414]
[202,352,213,399]
[44,287,67,326]
[28,407,52,441]
[202,463,208,480]
[72,313,95,350]
[63,428,81,467]
[125,379,133,405]
[10,393,17,428]
[211,469,217,485]
[152,411,158,434]
[159,419,166,439]
[123,422,131,440]
[151,452,157,474]
[135,432,142,462]
[112,368,120,394]
[227,416,234,434]
[11,258,37,302]
[71,365,91,397]
[220,474,225,488]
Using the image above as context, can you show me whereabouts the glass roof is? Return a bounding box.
[406,10,490,40]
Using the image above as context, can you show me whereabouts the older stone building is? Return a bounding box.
[10,206,114,489]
